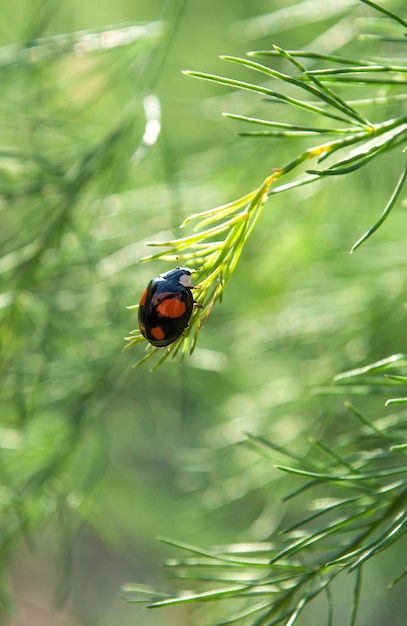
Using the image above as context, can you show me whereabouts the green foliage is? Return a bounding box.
[125,0,407,370]
[1,1,407,625]
[124,367,407,624]
[123,1,407,625]
[0,10,172,624]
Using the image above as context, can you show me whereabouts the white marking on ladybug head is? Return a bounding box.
[179,272,192,287]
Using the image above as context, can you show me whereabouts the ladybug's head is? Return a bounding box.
[160,267,195,287]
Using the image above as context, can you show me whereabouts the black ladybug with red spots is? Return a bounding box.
[138,267,195,347]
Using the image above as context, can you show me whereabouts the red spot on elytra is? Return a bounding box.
[156,297,186,319]
[139,288,148,307]
[151,326,165,341]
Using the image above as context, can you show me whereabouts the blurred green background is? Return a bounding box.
[1,0,407,624]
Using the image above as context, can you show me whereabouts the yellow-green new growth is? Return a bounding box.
[124,174,274,368]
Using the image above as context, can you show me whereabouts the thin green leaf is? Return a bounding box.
[348,568,363,626]
[183,70,356,125]
[143,213,247,248]
[211,602,274,626]
[275,464,406,481]
[309,438,360,474]
[286,589,309,626]
[351,162,407,252]
[310,124,407,176]
[147,585,254,608]
[389,566,407,588]
[310,76,407,85]
[181,190,257,227]
[360,0,407,28]
[158,536,272,567]
[344,402,386,437]
[325,584,334,626]
[272,45,371,127]
[245,433,315,467]
[268,174,321,195]
[224,112,353,134]
[122,334,145,350]
[336,93,407,108]
[308,157,373,176]
[385,375,407,384]
[123,583,171,599]
[385,397,407,406]
[281,494,370,534]
[134,347,160,368]
[248,49,376,67]
[271,509,373,566]
[240,130,324,138]
[335,355,407,380]
[282,478,323,502]
[224,52,368,127]
[349,512,407,570]
[252,608,294,626]
[307,64,407,76]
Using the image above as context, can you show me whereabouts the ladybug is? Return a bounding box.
[138,267,195,347]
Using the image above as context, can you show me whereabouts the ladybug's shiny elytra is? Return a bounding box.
[138,267,195,347]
